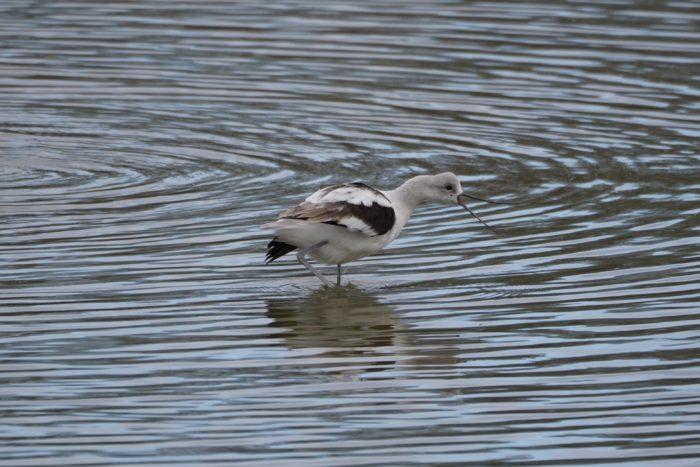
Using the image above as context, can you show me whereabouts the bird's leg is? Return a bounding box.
[336,264,342,286]
[296,241,333,287]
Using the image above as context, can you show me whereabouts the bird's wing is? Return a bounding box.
[279,182,396,237]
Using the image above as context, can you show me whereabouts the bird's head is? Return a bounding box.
[418,172,464,205]
[407,172,504,233]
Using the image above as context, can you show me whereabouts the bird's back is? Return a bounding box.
[277,182,396,237]
[263,182,400,264]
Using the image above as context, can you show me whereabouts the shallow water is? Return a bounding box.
[2,0,700,465]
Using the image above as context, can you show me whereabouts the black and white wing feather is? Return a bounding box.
[279,182,395,237]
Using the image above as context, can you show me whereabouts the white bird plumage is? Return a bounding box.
[263,172,492,286]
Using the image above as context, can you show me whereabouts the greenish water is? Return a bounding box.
[2,0,700,465]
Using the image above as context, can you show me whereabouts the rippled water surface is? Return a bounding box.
[2,0,700,465]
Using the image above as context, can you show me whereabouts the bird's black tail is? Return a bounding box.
[265,237,297,264]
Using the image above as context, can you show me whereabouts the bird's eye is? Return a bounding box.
[444,184,454,192]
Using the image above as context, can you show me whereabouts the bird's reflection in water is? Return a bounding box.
[267,287,463,378]
[266,286,406,365]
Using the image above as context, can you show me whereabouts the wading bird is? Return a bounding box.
[263,172,500,286]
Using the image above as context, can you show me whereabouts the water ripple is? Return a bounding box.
[2,0,700,465]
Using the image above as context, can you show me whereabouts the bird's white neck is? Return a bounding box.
[386,176,432,211]
[382,176,433,233]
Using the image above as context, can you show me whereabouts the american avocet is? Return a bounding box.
[263,172,499,287]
